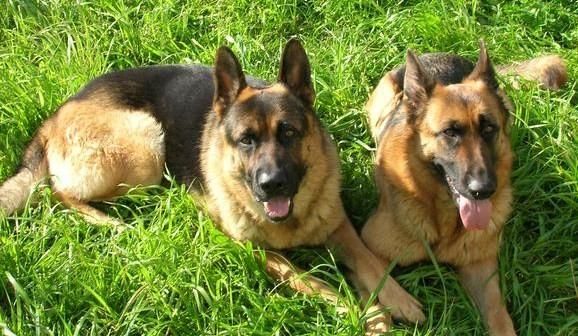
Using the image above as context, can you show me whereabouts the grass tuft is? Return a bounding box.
[1,0,577,334]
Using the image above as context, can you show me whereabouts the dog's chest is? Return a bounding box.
[397,198,504,266]
[222,214,333,249]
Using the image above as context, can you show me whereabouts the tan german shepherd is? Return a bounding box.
[0,39,425,333]
[362,41,566,335]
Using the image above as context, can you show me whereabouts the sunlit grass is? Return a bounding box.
[1,0,577,334]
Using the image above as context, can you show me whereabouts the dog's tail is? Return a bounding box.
[497,55,568,90]
[0,130,49,216]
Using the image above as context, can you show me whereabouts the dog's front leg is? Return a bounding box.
[458,258,516,336]
[261,250,345,309]
[327,219,425,324]
[262,249,390,335]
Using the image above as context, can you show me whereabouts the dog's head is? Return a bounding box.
[211,39,315,223]
[403,41,512,230]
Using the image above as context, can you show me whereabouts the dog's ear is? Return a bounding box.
[466,40,499,90]
[403,50,435,109]
[213,46,247,119]
[279,38,315,107]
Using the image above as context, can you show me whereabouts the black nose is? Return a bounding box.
[257,169,287,195]
[466,169,496,200]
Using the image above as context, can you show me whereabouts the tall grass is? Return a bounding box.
[1,0,577,334]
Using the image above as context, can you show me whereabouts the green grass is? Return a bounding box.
[1,0,577,334]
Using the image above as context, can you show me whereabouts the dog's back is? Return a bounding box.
[69,65,214,187]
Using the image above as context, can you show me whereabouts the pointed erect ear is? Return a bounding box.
[403,50,435,108]
[466,40,499,90]
[213,46,247,119]
[279,39,315,107]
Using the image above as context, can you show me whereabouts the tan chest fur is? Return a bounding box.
[365,155,512,267]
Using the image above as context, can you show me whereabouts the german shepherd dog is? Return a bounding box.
[361,41,566,335]
[0,39,425,333]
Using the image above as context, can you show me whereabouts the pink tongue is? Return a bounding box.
[458,195,492,230]
[263,197,290,219]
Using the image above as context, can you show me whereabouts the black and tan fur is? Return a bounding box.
[361,41,567,335]
[0,40,425,333]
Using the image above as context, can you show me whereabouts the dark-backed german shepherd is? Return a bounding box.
[0,39,425,333]
[361,41,566,335]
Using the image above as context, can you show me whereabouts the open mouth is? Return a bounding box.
[445,174,492,231]
[262,196,293,222]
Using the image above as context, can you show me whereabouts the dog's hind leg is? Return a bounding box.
[458,258,516,336]
[53,191,123,228]
[45,105,165,228]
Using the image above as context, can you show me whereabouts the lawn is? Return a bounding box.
[1,0,577,335]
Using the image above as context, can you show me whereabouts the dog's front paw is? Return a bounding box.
[377,276,425,324]
[363,303,392,335]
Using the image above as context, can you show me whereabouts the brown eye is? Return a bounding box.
[278,122,299,144]
[443,128,458,138]
[482,124,496,135]
[239,134,255,146]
